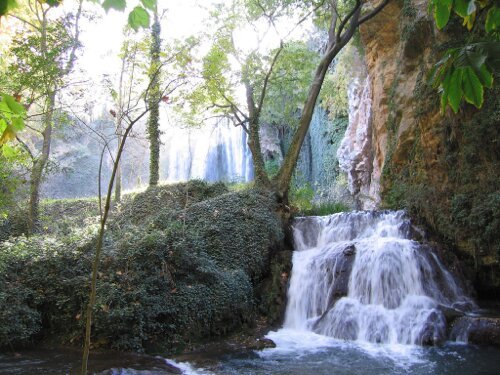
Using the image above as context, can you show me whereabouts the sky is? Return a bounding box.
[77,0,216,79]
[1,0,314,122]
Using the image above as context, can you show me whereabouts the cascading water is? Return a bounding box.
[160,117,253,183]
[283,211,475,346]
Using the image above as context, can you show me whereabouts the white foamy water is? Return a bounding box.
[164,359,214,375]
[282,211,475,346]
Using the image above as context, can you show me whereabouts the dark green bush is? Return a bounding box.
[0,182,284,352]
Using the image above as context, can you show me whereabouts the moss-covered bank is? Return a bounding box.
[0,181,291,352]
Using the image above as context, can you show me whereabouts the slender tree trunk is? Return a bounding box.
[148,7,161,186]
[273,0,391,196]
[28,90,55,234]
[81,109,149,374]
[275,5,365,197]
[114,148,122,203]
[274,53,334,196]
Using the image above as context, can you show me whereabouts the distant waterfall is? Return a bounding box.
[160,118,253,183]
[284,211,475,345]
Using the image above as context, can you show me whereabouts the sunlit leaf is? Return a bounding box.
[2,143,16,158]
[0,0,18,17]
[2,94,25,116]
[102,0,126,13]
[128,6,150,31]
[433,0,453,29]
[461,66,483,108]
[141,0,156,11]
[45,0,63,7]
[0,123,17,145]
[462,12,476,30]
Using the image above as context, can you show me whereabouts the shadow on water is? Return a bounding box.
[0,348,180,374]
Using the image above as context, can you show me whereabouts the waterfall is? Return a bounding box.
[160,117,253,183]
[284,211,475,346]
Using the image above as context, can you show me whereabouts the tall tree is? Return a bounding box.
[4,0,82,233]
[147,5,161,186]
[275,0,389,197]
[184,0,390,199]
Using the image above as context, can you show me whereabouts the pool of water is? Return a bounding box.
[3,330,499,374]
[197,329,500,375]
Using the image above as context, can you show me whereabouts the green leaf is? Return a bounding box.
[454,0,469,17]
[485,6,500,33]
[0,123,17,145]
[102,0,126,12]
[475,64,493,88]
[128,6,150,31]
[454,49,486,70]
[433,0,453,29]
[141,0,156,11]
[2,143,16,158]
[11,117,24,132]
[461,66,483,108]
[45,0,62,7]
[447,68,463,113]
[0,0,18,17]
[2,94,25,115]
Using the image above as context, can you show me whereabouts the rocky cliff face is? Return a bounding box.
[357,0,499,297]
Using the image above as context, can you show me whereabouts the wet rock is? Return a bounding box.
[250,338,277,350]
[437,304,465,321]
[417,310,446,346]
[450,317,500,346]
[343,244,356,256]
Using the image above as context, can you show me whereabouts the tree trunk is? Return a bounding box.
[245,83,271,188]
[274,55,333,196]
[248,121,270,188]
[81,108,150,374]
[275,5,363,197]
[148,7,161,186]
[114,153,122,203]
[28,91,55,234]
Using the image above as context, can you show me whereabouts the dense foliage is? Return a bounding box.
[0,181,286,351]
[429,0,499,112]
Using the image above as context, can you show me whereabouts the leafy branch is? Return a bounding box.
[429,0,499,113]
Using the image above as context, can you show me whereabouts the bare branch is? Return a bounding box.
[358,0,391,25]
[256,41,284,118]
[336,0,361,44]
[8,14,41,31]
[15,136,35,160]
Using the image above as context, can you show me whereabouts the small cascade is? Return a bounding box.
[284,211,475,345]
[161,118,253,183]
